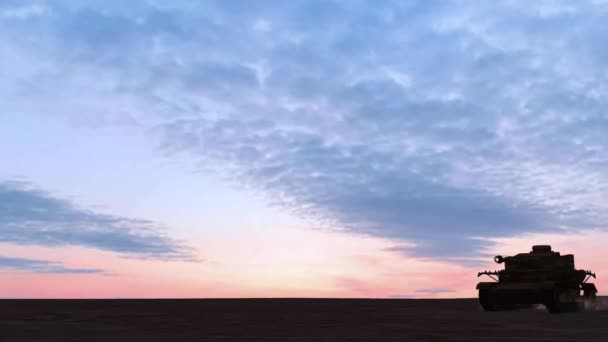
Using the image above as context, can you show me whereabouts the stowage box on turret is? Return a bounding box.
[477,245,597,313]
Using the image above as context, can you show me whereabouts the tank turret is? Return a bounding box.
[476,245,597,313]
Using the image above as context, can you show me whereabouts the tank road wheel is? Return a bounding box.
[544,288,563,313]
[584,288,597,299]
[479,289,497,311]
[544,288,582,313]
[479,289,517,311]
[582,285,597,311]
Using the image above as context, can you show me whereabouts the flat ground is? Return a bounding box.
[2,298,608,341]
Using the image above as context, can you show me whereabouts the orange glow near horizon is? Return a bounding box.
[2,229,607,299]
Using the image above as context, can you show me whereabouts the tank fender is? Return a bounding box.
[581,283,598,293]
[476,282,497,290]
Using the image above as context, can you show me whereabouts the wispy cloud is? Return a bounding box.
[390,289,455,298]
[0,3,47,19]
[0,255,103,274]
[414,288,455,295]
[2,1,608,260]
[0,180,196,260]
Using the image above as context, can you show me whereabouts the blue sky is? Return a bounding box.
[2,0,608,297]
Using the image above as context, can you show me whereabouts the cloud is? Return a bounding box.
[3,1,608,260]
[390,294,413,299]
[0,3,47,19]
[0,180,196,260]
[0,255,103,274]
[390,289,455,298]
[414,288,455,294]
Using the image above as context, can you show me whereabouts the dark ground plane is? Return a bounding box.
[2,298,608,341]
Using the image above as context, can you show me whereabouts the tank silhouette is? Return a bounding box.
[477,245,597,313]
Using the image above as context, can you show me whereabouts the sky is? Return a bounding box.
[1,0,608,298]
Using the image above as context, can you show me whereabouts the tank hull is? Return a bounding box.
[476,281,592,313]
[476,246,598,313]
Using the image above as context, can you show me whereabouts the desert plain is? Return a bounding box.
[1,298,608,341]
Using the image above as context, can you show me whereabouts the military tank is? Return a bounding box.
[477,245,597,313]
